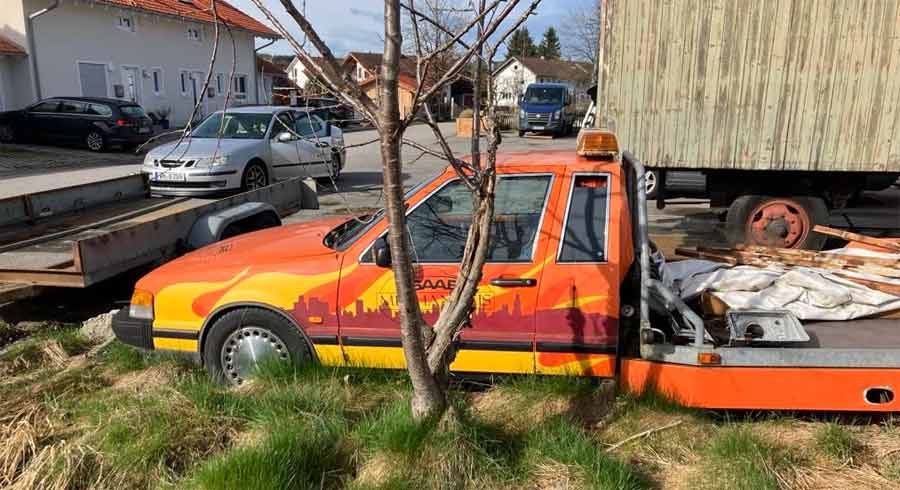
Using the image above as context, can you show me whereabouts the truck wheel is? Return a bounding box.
[241,161,268,191]
[726,195,828,250]
[203,308,313,385]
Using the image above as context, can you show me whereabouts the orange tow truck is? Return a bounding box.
[113,130,900,412]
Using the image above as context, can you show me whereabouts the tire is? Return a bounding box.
[241,161,268,191]
[518,130,525,138]
[203,308,313,385]
[85,131,106,152]
[726,195,829,250]
[644,170,659,200]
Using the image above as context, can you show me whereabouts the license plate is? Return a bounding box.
[533,125,544,131]
[138,127,150,134]
[154,172,186,182]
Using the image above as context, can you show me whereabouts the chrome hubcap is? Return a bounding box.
[645,171,657,194]
[245,166,266,189]
[220,326,289,384]
[87,133,103,150]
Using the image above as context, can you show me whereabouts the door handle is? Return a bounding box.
[489,277,536,287]
[315,142,330,148]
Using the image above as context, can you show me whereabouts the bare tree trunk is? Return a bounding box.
[380,0,446,419]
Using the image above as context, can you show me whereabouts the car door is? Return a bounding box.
[267,111,304,180]
[533,170,631,377]
[57,99,88,142]
[293,112,331,178]
[24,100,62,141]
[336,172,556,374]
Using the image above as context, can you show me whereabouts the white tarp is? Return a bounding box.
[662,248,900,321]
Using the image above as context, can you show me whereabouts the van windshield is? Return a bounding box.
[523,87,565,105]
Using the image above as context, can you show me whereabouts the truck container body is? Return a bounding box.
[598,0,900,173]
[595,0,900,249]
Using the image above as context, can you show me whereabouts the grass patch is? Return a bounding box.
[525,415,650,490]
[693,425,797,490]
[183,419,349,490]
[100,341,159,372]
[815,423,857,461]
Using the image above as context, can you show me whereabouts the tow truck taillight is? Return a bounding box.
[576,129,619,158]
[129,289,154,320]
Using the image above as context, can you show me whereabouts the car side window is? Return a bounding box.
[30,101,60,113]
[294,113,327,138]
[404,175,552,263]
[272,112,294,138]
[59,100,86,114]
[558,174,609,263]
[85,103,112,116]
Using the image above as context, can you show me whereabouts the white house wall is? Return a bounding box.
[493,61,535,108]
[18,0,260,126]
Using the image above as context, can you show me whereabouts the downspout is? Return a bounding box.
[253,38,277,104]
[26,0,60,101]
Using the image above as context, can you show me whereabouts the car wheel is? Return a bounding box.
[518,130,525,137]
[203,308,313,385]
[86,131,105,152]
[644,170,658,199]
[241,161,268,191]
[0,123,15,143]
[726,195,829,250]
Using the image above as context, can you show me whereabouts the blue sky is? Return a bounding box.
[229,0,592,57]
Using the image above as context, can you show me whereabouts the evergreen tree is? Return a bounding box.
[538,27,562,59]
[507,27,537,58]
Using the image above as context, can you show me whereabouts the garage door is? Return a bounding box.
[78,62,108,97]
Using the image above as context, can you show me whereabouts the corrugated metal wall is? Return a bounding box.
[599,0,900,172]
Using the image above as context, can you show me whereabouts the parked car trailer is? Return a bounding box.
[0,175,317,289]
[596,0,900,248]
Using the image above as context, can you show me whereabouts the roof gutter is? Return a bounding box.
[253,38,277,104]
[26,0,60,100]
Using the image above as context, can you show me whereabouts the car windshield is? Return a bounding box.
[524,87,565,105]
[190,112,272,139]
[327,171,443,250]
[120,105,146,117]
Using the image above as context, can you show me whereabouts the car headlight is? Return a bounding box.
[143,153,157,167]
[553,110,561,120]
[197,155,230,166]
[519,109,526,119]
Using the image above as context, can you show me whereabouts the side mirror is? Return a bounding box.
[277,131,293,143]
[372,237,391,268]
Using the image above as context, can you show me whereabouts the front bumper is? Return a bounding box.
[144,164,243,196]
[111,308,153,349]
[519,118,562,132]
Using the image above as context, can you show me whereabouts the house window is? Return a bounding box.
[179,70,190,95]
[116,15,134,32]
[216,74,224,95]
[151,68,164,95]
[233,75,247,97]
[187,27,202,42]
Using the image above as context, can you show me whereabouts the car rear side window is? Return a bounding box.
[558,174,609,263]
[86,103,112,116]
[120,105,146,117]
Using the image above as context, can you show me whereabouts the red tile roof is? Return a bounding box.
[97,0,279,38]
[0,34,26,56]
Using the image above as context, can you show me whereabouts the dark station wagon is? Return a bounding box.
[0,96,153,152]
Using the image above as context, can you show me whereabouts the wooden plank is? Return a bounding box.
[812,225,900,252]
